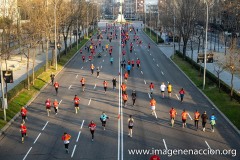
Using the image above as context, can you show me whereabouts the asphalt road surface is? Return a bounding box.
[0,21,239,160]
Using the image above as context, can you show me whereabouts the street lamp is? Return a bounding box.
[54,0,58,70]
[57,42,61,61]
[203,0,209,90]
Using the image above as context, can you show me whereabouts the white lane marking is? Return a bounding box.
[59,99,62,104]
[71,144,77,158]
[68,85,72,89]
[163,139,168,150]
[76,131,81,142]
[141,71,143,74]
[88,99,91,106]
[205,141,212,150]
[135,53,136,55]
[80,120,85,129]
[42,121,49,130]
[81,67,83,69]
[175,94,180,100]
[94,84,96,89]
[153,58,155,61]
[148,93,151,99]
[188,113,193,121]
[157,64,159,67]
[33,133,41,144]
[86,60,88,62]
[103,59,104,62]
[76,75,78,78]
[150,53,152,56]
[167,81,169,84]
[101,65,102,69]
[161,71,164,75]
[23,147,32,160]
[144,80,146,84]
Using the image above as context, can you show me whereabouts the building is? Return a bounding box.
[123,0,144,20]
[0,0,18,23]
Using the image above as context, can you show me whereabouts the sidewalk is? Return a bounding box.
[0,35,78,97]
[158,32,240,93]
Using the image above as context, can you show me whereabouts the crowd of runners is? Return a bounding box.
[17,22,217,159]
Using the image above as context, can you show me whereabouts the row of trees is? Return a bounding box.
[0,0,99,90]
[158,0,240,99]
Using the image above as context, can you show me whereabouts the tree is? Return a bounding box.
[213,54,225,92]
[224,38,240,100]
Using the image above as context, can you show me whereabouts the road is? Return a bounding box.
[0,21,239,160]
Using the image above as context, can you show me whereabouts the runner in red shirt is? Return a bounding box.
[149,82,154,94]
[131,59,135,68]
[88,120,96,142]
[136,58,140,69]
[45,98,51,116]
[20,123,27,143]
[73,95,80,114]
[103,80,108,93]
[20,106,27,123]
[82,55,85,62]
[54,82,59,95]
[150,154,160,160]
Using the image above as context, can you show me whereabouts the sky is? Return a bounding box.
[116,0,158,4]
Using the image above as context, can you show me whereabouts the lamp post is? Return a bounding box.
[87,2,89,38]
[54,0,58,70]
[57,42,61,61]
[173,0,176,59]
[144,7,146,31]
[203,0,209,90]
[149,4,152,38]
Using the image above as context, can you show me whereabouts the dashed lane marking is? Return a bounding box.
[33,133,41,144]
[88,99,92,106]
[23,147,32,160]
[42,121,49,131]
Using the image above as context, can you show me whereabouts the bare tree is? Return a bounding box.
[224,39,240,100]
[213,54,225,92]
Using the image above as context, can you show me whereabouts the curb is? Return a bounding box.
[143,29,240,135]
[0,40,89,137]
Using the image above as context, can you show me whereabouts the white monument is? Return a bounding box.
[115,0,126,23]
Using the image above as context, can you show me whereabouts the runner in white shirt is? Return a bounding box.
[160,82,166,98]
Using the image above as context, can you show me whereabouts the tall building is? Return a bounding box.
[123,0,144,20]
[0,0,17,21]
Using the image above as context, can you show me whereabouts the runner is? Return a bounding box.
[53,99,59,115]
[88,120,96,142]
[73,95,80,114]
[124,72,129,82]
[103,80,108,93]
[148,43,151,50]
[131,90,136,106]
[82,55,85,62]
[150,98,157,118]
[128,115,134,137]
[179,88,185,102]
[53,81,59,95]
[50,72,55,85]
[110,57,114,64]
[131,59,135,68]
[167,82,172,98]
[150,154,160,160]
[90,64,95,75]
[160,82,166,98]
[121,82,127,94]
[100,112,109,130]
[20,123,27,143]
[136,58,140,69]
[127,64,131,75]
[181,109,188,128]
[149,82,154,94]
[122,93,128,107]
[210,113,216,132]
[201,111,208,132]
[112,77,117,90]
[20,106,27,123]
[169,107,177,127]
[62,132,71,153]
[45,98,51,116]
[80,77,85,92]
[96,67,100,78]
[194,110,201,130]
